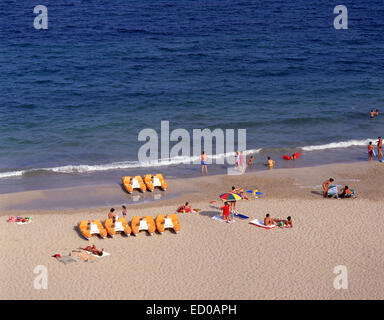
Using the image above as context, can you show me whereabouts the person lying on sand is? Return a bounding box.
[79,245,104,256]
[322,178,334,198]
[177,202,192,213]
[338,186,353,199]
[264,213,277,226]
[221,202,231,222]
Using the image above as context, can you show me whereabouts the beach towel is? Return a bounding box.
[90,251,110,258]
[327,185,338,196]
[234,213,249,220]
[56,255,77,265]
[16,218,32,225]
[72,250,96,262]
[212,214,235,224]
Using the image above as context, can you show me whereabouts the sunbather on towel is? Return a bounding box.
[79,245,104,256]
[264,213,277,226]
[177,202,192,213]
[338,186,353,199]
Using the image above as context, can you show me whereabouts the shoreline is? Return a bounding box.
[1,160,383,214]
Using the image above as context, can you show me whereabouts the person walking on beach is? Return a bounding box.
[200,151,208,175]
[368,141,374,160]
[322,178,334,198]
[377,137,383,160]
[376,109,379,116]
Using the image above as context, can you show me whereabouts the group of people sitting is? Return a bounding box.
[322,178,354,199]
[264,213,293,228]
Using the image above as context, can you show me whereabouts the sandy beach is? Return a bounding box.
[1,161,383,300]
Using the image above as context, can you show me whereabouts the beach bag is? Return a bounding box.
[8,216,17,222]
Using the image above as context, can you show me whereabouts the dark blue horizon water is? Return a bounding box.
[1,0,384,194]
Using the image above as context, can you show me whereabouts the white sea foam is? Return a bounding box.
[301,139,375,151]
[0,148,262,179]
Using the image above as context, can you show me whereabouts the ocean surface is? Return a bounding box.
[1,0,384,196]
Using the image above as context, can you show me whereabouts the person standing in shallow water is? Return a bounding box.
[200,151,208,175]
[368,141,374,161]
[377,137,383,160]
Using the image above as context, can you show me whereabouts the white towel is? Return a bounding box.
[212,214,235,224]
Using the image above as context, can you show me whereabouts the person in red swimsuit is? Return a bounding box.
[221,202,231,222]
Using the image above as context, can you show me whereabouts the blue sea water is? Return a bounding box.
[0,0,384,194]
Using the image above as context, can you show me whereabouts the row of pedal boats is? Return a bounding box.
[122,174,167,194]
[78,214,180,240]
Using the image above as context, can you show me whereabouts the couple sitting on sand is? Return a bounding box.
[264,213,293,228]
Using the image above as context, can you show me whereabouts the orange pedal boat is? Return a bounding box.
[130,216,156,236]
[104,217,132,237]
[143,173,167,192]
[155,214,180,234]
[78,219,107,240]
[122,176,147,194]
